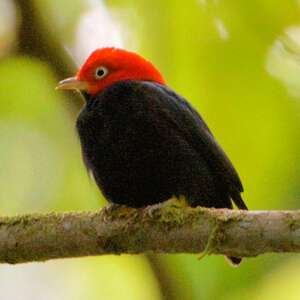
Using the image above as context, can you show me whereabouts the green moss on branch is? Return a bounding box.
[0,206,300,264]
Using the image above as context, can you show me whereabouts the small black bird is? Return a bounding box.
[57,48,247,264]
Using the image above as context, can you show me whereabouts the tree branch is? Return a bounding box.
[0,205,299,264]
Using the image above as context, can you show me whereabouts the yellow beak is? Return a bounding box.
[56,77,89,91]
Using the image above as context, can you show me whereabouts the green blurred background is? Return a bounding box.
[1,0,300,299]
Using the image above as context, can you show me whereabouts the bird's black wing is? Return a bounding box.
[137,81,247,210]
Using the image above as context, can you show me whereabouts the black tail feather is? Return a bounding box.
[226,256,242,267]
[231,191,248,210]
[225,191,247,266]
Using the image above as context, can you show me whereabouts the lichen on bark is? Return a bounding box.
[0,206,300,264]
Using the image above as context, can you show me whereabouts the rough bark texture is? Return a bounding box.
[0,205,300,264]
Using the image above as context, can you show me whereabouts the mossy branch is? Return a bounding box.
[1,205,300,264]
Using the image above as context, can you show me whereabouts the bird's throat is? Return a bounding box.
[80,91,92,103]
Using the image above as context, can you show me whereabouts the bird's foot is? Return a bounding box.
[147,195,189,223]
[166,195,189,208]
[102,203,124,213]
[101,203,135,222]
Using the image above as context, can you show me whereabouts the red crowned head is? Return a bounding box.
[57,47,165,95]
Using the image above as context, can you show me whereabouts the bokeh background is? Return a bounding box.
[1,0,300,299]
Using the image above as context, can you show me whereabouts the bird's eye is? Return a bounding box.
[95,67,108,79]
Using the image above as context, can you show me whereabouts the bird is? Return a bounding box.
[57,47,247,265]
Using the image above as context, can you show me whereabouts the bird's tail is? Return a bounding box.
[231,190,248,210]
[225,256,242,266]
[225,191,248,266]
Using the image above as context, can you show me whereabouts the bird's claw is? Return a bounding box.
[101,203,127,222]
[147,195,188,222]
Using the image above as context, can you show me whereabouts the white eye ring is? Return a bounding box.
[95,66,108,79]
